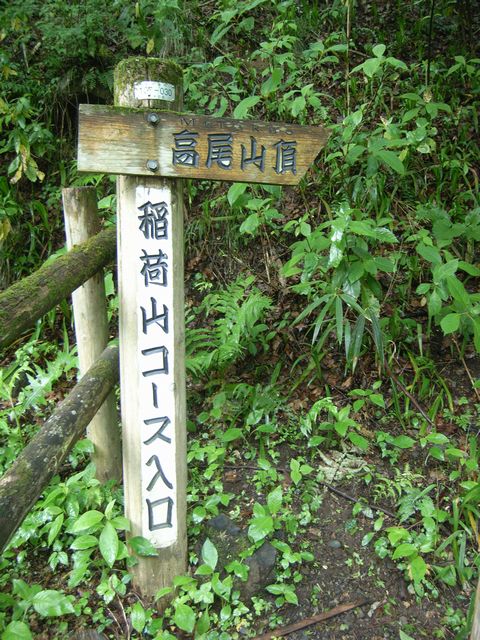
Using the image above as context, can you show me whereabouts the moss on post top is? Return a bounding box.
[114,57,183,110]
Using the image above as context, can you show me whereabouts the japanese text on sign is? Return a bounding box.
[136,189,177,546]
[172,130,297,175]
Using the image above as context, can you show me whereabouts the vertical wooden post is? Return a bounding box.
[114,58,187,597]
[472,577,480,640]
[63,187,122,483]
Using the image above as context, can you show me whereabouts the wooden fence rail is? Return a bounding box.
[0,225,116,350]
[0,344,119,553]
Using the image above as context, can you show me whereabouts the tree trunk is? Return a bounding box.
[0,226,116,350]
[0,345,119,553]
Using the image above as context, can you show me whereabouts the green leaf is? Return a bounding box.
[70,534,98,550]
[284,589,299,604]
[416,243,441,264]
[458,261,480,276]
[409,555,427,583]
[445,447,466,459]
[266,584,285,595]
[131,602,146,634]
[32,590,75,617]
[196,610,211,635]
[375,149,405,175]
[440,312,461,334]
[267,486,283,515]
[69,510,104,533]
[369,393,385,408]
[392,543,417,559]
[425,433,450,445]
[192,505,207,523]
[47,514,64,546]
[248,515,274,542]
[392,435,415,449]
[128,536,159,557]
[372,44,386,57]
[155,586,173,600]
[239,212,260,235]
[174,603,196,633]
[221,427,243,443]
[363,57,382,77]
[261,68,283,96]
[201,538,218,570]
[348,432,369,450]
[291,95,306,117]
[362,532,375,546]
[195,564,213,576]
[109,515,131,531]
[2,621,33,640]
[233,95,260,119]
[446,276,470,309]
[399,631,416,640]
[99,521,119,567]
[227,182,247,207]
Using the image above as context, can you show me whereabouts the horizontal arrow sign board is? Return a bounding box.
[78,104,328,186]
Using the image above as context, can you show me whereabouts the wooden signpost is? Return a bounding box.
[77,57,327,598]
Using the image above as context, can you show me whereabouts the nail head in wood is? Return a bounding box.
[146,159,159,172]
[147,113,159,126]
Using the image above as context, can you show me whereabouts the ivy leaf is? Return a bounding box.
[32,590,75,617]
[99,521,119,567]
[174,603,196,633]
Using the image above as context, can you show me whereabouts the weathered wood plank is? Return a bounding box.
[78,104,328,185]
[0,345,119,553]
[63,187,122,483]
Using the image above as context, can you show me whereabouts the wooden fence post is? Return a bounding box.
[472,577,480,639]
[114,58,187,597]
[63,187,122,483]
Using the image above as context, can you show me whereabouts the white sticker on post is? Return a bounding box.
[134,81,175,102]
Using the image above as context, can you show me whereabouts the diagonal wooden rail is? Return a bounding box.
[0,225,116,351]
[0,344,119,553]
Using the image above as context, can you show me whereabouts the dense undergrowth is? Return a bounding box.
[0,0,479,638]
